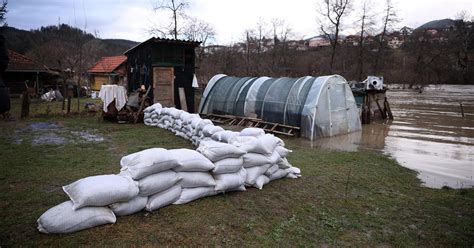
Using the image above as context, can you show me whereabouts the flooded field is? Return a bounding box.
[308,84,474,189]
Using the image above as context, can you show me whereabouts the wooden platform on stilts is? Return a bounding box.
[199,113,300,137]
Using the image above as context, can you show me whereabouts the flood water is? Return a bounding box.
[307,84,474,189]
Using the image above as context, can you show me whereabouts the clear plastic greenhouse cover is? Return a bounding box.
[199,74,361,140]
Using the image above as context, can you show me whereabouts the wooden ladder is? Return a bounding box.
[200,113,300,137]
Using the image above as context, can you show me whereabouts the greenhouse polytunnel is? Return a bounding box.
[199,74,361,140]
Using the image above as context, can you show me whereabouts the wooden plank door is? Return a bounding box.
[153,67,174,106]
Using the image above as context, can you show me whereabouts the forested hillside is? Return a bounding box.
[1,24,138,71]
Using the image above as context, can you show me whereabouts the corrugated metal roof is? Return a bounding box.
[124,37,201,54]
[88,55,127,73]
[6,50,47,72]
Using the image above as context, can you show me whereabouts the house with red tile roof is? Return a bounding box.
[87,55,127,91]
[4,50,52,94]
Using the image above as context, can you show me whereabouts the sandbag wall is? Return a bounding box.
[37,103,301,234]
[143,102,301,189]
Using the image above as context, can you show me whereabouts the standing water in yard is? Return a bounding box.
[304,84,474,189]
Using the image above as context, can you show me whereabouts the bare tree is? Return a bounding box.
[373,0,397,74]
[356,0,375,81]
[183,17,215,46]
[317,0,352,73]
[0,0,6,26]
[270,18,292,74]
[153,0,188,39]
[451,11,473,84]
[183,17,215,64]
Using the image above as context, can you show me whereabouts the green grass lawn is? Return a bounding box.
[0,98,473,246]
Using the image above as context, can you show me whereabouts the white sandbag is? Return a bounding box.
[214,167,247,192]
[226,185,247,192]
[174,119,183,127]
[137,170,181,196]
[168,108,184,119]
[37,201,116,234]
[170,149,215,172]
[213,157,244,174]
[242,153,272,168]
[240,127,265,137]
[268,151,281,164]
[120,148,179,179]
[179,112,192,122]
[264,164,279,177]
[159,115,173,123]
[245,164,271,186]
[286,173,299,179]
[190,118,203,129]
[150,102,162,110]
[286,166,301,175]
[202,125,224,137]
[212,130,240,143]
[184,114,200,124]
[269,169,289,181]
[63,174,139,210]
[229,135,275,154]
[197,139,246,162]
[254,175,270,190]
[178,172,216,188]
[153,108,162,115]
[277,157,292,169]
[145,184,182,211]
[173,186,216,204]
[197,119,213,131]
[109,196,148,216]
[275,146,292,158]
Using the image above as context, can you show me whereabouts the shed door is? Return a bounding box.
[153,67,174,106]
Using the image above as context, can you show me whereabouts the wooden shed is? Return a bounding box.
[124,37,200,113]
[4,50,50,95]
[87,55,127,91]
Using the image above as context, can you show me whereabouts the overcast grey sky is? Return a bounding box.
[7,0,474,44]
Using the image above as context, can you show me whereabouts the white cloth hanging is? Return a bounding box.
[98,85,128,112]
[192,74,199,88]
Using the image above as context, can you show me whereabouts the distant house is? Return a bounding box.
[400,26,414,37]
[201,45,226,55]
[87,55,127,91]
[4,50,51,95]
[306,35,331,47]
[345,35,359,46]
[387,36,403,49]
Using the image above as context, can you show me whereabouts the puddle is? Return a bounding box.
[32,133,67,146]
[304,84,474,189]
[70,131,105,142]
[14,122,105,146]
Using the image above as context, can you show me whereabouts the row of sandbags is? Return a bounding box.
[37,104,302,234]
[143,103,302,189]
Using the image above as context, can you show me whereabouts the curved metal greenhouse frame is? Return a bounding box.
[199,74,361,140]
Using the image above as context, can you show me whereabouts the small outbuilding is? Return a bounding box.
[4,50,50,95]
[199,74,362,140]
[124,37,200,112]
[88,55,127,91]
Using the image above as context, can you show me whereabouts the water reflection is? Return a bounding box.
[302,84,474,189]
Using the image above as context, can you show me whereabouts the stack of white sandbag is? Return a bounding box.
[144,104,222,146]
[170,149,217,204]
[37,174,139,234]
[196,139,247,192]
[227,128,301,189]
[119,148,182,213]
